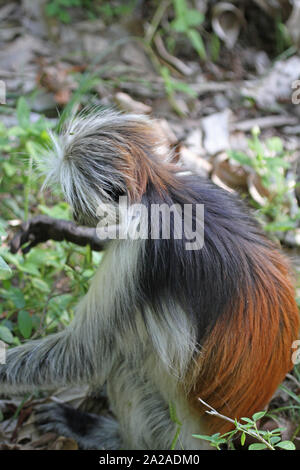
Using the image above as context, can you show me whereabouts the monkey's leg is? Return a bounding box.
[106,362,208,450]
[35,403,122,450]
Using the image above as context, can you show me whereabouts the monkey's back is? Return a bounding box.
[135,175,299,433]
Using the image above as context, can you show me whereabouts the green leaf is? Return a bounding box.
[45,3,59,16]
[185,9,204,27]
[58,10,71,23]
[173,0,186,21]
[7,126,27,137]
[170,426,181,450]
[38,202,71,220]
[0,251,22,271]
[228,150,253,167]
[4,287,25,309]
[270,436,281,445]
[171,17,187,33]
[18,310,33,339]
[248,443,268,450]
[187,29,206,60]
[0,224,6,237]
[266,137,284,153]
[192,434,215,442]
[240,432,246,446]
[252,411,266,421]
[26,248,58,267]
[275,441,296,450]
[240,417,254,424]
[279,385,300,405]
[16,97,30,129]
[19,262,40,277]
[82,269,94,280]
[0,256,12,280]
[0,325,13,344]
[2,161,16,177]
[269,427,288,434]
[172,80,197,97]
[31,278,51,293]
[210,33,221,62]
[25,140,40,160]
[169,401,181,425]
[265,220,296,232]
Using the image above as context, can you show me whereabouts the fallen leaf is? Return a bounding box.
[247,172,270,206]
[114,92,152,114]
[50,436,78,450]
[212,152,248,190]
[212,2,245,49]
[179,144,212,177]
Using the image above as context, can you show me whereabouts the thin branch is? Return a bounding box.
[198,398,275,450]
[145,0,171,44]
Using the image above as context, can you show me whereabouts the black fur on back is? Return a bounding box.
[138,175,271,344]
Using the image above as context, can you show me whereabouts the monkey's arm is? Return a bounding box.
[0,272,115,395]
[10,215,105,254]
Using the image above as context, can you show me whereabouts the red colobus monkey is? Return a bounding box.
[0,110,299,449]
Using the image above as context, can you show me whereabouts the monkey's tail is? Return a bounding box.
[188,244,299,434]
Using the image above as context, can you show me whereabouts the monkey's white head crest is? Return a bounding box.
[40,108,168,226]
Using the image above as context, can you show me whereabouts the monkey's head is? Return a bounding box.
[44,109,173,227]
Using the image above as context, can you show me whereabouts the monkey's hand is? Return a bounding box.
[0,333,68,395]
[10,216,61,254]
[10,215,105,254]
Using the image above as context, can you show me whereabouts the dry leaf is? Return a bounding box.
[50,436,78,450]
[114,92,152,114]
[212,2,245,49]
[179,144,212,177]
[247,172,270,206]
[212,152,248,190]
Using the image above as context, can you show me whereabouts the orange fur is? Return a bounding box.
[188,243,299,433]
[115,123,177,201]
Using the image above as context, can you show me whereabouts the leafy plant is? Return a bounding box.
[45,0,93,24]
[0,223,12,282]
[0,97,52,222]
[274,15,292,56]
[45,0,136,24]
[0,97,103,347]
[171,0,206,60]
[160,65,196,116]
[169,401,183,450]
[228,126,300,233]
[193,400,296,450]
[96,0,136,21]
